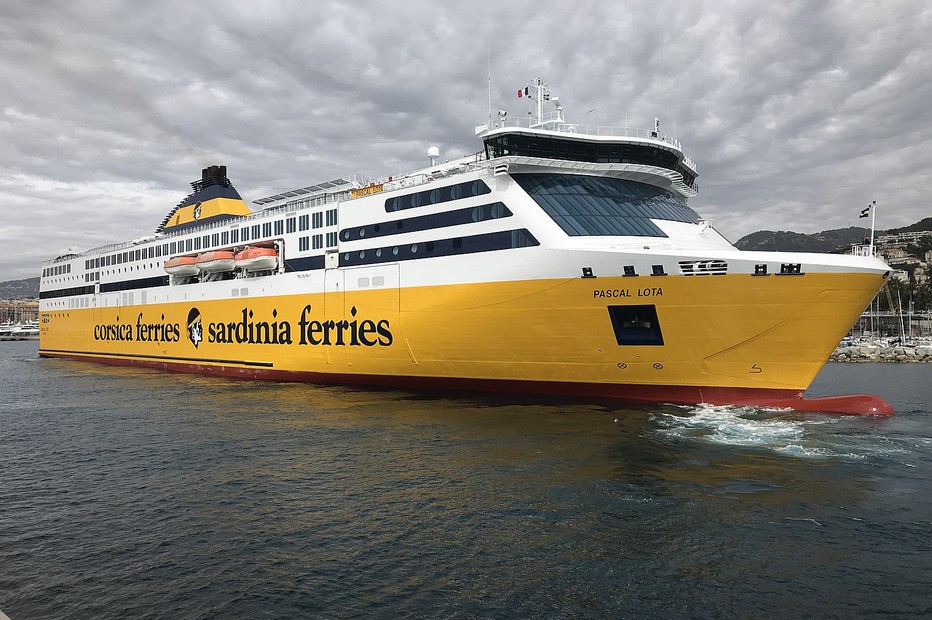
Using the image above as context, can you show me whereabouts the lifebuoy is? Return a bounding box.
[399,179,406,187]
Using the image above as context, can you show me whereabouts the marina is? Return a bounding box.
[0,301,39,341]
[0,321,39,341]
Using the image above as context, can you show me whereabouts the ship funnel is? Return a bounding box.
[156,164,248,234]
[202,165,228,182]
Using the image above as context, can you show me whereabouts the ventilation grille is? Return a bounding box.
[679,260,728,276]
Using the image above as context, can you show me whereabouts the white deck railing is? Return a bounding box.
[491,116,696,171]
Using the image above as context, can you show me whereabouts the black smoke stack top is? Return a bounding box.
[202,165,228,182]
[201,166,230,187]
[191,165,231,192]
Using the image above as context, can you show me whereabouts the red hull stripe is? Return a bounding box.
[38,350,894,416]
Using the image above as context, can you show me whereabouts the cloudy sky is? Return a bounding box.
[2,0,930,281]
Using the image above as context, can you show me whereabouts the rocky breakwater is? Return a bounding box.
[831,344,932,363]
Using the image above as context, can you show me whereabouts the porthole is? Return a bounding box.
[359,251,365,259]
[342,230,351,241]
[343,253,350,261]
[450,184,462,200]
[410,244,418,254]
[359,228,366,237]
[389,197,401,211]
[472,207,485,222]
[374,224,381,233]
[409,193,421,208]
[490,203,505,218]
[429,189,440,204]
[375,248,382,258]
[392,246,399,256]
[470,180,481,196]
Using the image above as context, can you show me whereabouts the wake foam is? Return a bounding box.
[651,403,860,459]
[652,403,919,462]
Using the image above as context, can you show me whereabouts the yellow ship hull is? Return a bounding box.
[39,270,889,413]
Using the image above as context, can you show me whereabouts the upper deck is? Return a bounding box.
[474,79,697,193]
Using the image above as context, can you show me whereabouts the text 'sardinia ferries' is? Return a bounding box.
[39,78,894,415]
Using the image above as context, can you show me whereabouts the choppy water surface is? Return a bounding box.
[1,340,930,618]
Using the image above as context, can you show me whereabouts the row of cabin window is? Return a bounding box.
[297,233,338,252]
[339,228,538,268]
[44,264,72,277]
[342,202,511,243]
[385,180,491,212]
[38,284,96,300]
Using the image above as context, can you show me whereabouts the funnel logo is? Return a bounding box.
[187,307,203,348]
[193,201,202,220]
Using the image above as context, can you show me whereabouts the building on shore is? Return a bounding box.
[0,299,39,324]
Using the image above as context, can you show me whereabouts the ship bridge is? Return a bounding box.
[476,78,698,192]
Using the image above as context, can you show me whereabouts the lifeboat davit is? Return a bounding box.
[163,255,199,277]
[196,250,236,273]
[235,246,278,272]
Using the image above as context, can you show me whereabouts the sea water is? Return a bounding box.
[1,340,930,618]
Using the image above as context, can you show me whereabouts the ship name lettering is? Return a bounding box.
[594,289,630,298]
[298,304,393,347]
[135,313,181,343]
[638,287,663,297]
[208,308,293,345]
[93,321,134,342]
[350,183,385,198]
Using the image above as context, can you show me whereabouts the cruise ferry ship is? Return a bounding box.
[39,79,894,414]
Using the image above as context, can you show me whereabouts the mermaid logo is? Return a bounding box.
[187,307,203,348]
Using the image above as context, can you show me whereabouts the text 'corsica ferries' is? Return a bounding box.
[39,79,894,414]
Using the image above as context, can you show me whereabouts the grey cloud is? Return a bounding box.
[1,0,930,279]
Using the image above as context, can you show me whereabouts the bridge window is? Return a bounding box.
[513,174,699,238]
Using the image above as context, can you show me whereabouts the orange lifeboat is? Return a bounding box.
[235,246,278,272]
[196,250,236,273]
[163,255,199,277]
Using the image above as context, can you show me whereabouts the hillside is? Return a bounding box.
[734,217,932,253]
[0,277,39,299]
[733,227,867,253]
[885,216,932,235]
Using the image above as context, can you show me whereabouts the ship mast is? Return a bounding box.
[526,77,562,128]
[535,77,545,126]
